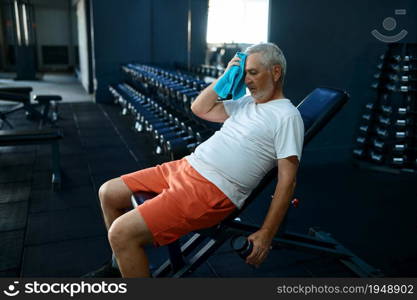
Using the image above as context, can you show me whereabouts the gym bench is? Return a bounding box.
[0,86,62,129]
[131,87,384,278]
[0,128,64,191]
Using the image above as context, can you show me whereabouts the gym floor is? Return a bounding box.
[0,74,416,277]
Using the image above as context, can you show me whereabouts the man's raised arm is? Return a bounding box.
[190,56,241,123]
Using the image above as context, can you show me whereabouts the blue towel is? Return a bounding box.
[214,52,247,100]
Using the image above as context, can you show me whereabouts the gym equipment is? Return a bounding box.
[131,87,382,278]
[0,87,62,129]
[0,128,63,190]
[353,42,417,173]
[110,79,217,158]
[230,235,253,259]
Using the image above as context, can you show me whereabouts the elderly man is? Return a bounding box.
[85,42,304,278]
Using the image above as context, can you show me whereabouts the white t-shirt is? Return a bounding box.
[186,95,304,209]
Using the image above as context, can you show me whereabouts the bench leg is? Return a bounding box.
[51,141,61,191]
[39,103,50,129]
[0,114,14,129]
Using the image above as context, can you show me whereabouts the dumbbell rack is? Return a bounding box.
[353,43,417,173]
[109,63,220,161]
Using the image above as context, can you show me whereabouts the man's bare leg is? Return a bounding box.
[108,208,154,277]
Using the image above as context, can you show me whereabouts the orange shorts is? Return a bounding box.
[121,158,236,246]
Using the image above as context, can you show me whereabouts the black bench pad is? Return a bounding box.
[33,95,63,102]
[0,128,63,145]
[0,87,33,94]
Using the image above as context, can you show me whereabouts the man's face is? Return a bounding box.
[244,53,281,103]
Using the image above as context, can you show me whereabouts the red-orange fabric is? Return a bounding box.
[121,158,236,246]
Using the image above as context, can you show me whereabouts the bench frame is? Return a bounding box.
[0,128,63,191]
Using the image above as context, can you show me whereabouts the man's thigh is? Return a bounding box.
[121,163,171,194]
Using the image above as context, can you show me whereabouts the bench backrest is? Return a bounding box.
[231,87,349,214]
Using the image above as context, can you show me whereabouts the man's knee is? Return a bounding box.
[99,178,131,207]
[98,181,108,203]
[108,220,127,252]
[108,211,153,251]
[108,221,146,253]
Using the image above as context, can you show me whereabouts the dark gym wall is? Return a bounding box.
[190,0,209,67]
[150,0,188,66]
[90,0,208,102]
[269,0,417,164]
[90,0,152,102]
[151,0,208,67]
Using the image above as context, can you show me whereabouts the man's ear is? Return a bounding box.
[272,65,282,83]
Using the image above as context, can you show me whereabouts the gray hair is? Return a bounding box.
[245,42,287,86]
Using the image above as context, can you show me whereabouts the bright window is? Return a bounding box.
[206,0,269,44]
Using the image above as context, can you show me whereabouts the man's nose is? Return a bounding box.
[244,74,252,84]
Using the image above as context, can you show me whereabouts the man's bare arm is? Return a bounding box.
[190,56,241,123]
[246,155,299,267]
[190,79,229,123]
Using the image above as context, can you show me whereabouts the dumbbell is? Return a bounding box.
[143,108,172,125]
[147,113,175,130]
[152,118,188,145]
[109,87,123,105]
[361,113,372,121]
[136,105,166,124]
[381,105,393,114]
[387,74,417,83]
[375,127,388,138]
[162,85,181,99]
[359,125,370,134]
[143,112,172,132]
[356,136,367,145]
[163,123,206,153]
[397,107,412,115]
[392,156,407,166]
[182,90,199,108]
[169,85,187,99]
[376,63,389,71]
[395,130,412,139]
[152,117,185,140]
[156,126,190,155]
[115,95,129,115]
[370,151,383,163]
[365,103,375,111]
[395,119,410,127]
[230,236,253,259]
[158,121,191,142]
[134,106,167,132]
[393,144,407,152]
[133,102,158,121]
[383,63,414,73]
[165,135,196,159]
[353,148,366,158]
[378,116,391,126]
[130,98,152,118]
[125,92,147,113]
[130,95,148,111]
[379,54,397,62]
[176,87,196,102]
[372,139,384,150]
[372,139,409,152]
[398,86,417,93]
[399,74,417,82]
